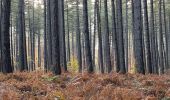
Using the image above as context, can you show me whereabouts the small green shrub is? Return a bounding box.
[67,56,79,73]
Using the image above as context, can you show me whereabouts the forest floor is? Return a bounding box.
[0,71,170,100]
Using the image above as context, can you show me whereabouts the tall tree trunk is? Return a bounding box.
[10,14,14,70]
[124,0,128,72]
[104,0,112,73]
[0,0,2,71]
[83,0,93,73]
[132,0,145,74]
[47,0,52,70]
[71,24,75,57]
[32,1,35,70]
[76,0,82,72]
[154,14,159,74]
[96,0,104,73]
[18,0,28,71]
[58,0,67,72]
[150,0,158,74]
[66,1,70,62]
[116,0,126,73]
[51,0,61,75]
[38,15,41,68]
[15,14,19,71]
[111,0,118,72]
[28,5,33,71]
[95,0,104,73]
[43,0,48,71]
[92,0,97,70]
[158,0,164,74]
[1,0,13,73]
[143,0,152,73]
[163,0,168,70]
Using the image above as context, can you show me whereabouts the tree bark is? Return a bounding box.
[51,0,61,75]
[132,0,145,74]
[103,0,112,73]
[83,0,93,73]
[1,0,13,73]
[116,0,126,73]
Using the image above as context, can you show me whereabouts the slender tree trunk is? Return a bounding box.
[116,0,126,73]
[150,0,158,74]
[96,0,104,73]
[47,0,52,70]
[92,0,97,70]
[125,0,128,72]
[44,0,48,72]
[76,0,82,73]
[168,14,170,69]
[10,14,14,70]
[71,24,75,57]
[58,0,67,72]
[83,0,93,73]
[111,0,118,72]
[143,0,152,73]
[158,0,164,74]
[154,14,159,74]
[15,14,19,70]
[66,1,70,62]
[32,1,35,70]
[38,15,41,68]
[0,0,2,71]
[163,0,168,70]
[103,0,112,73]
[28,5,33,71]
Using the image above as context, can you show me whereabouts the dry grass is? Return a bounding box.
[0,71,170,100]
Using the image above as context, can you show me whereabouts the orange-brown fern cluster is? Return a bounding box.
[0,71,170,100]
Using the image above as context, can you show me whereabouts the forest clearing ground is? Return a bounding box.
[0,71,170,100]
